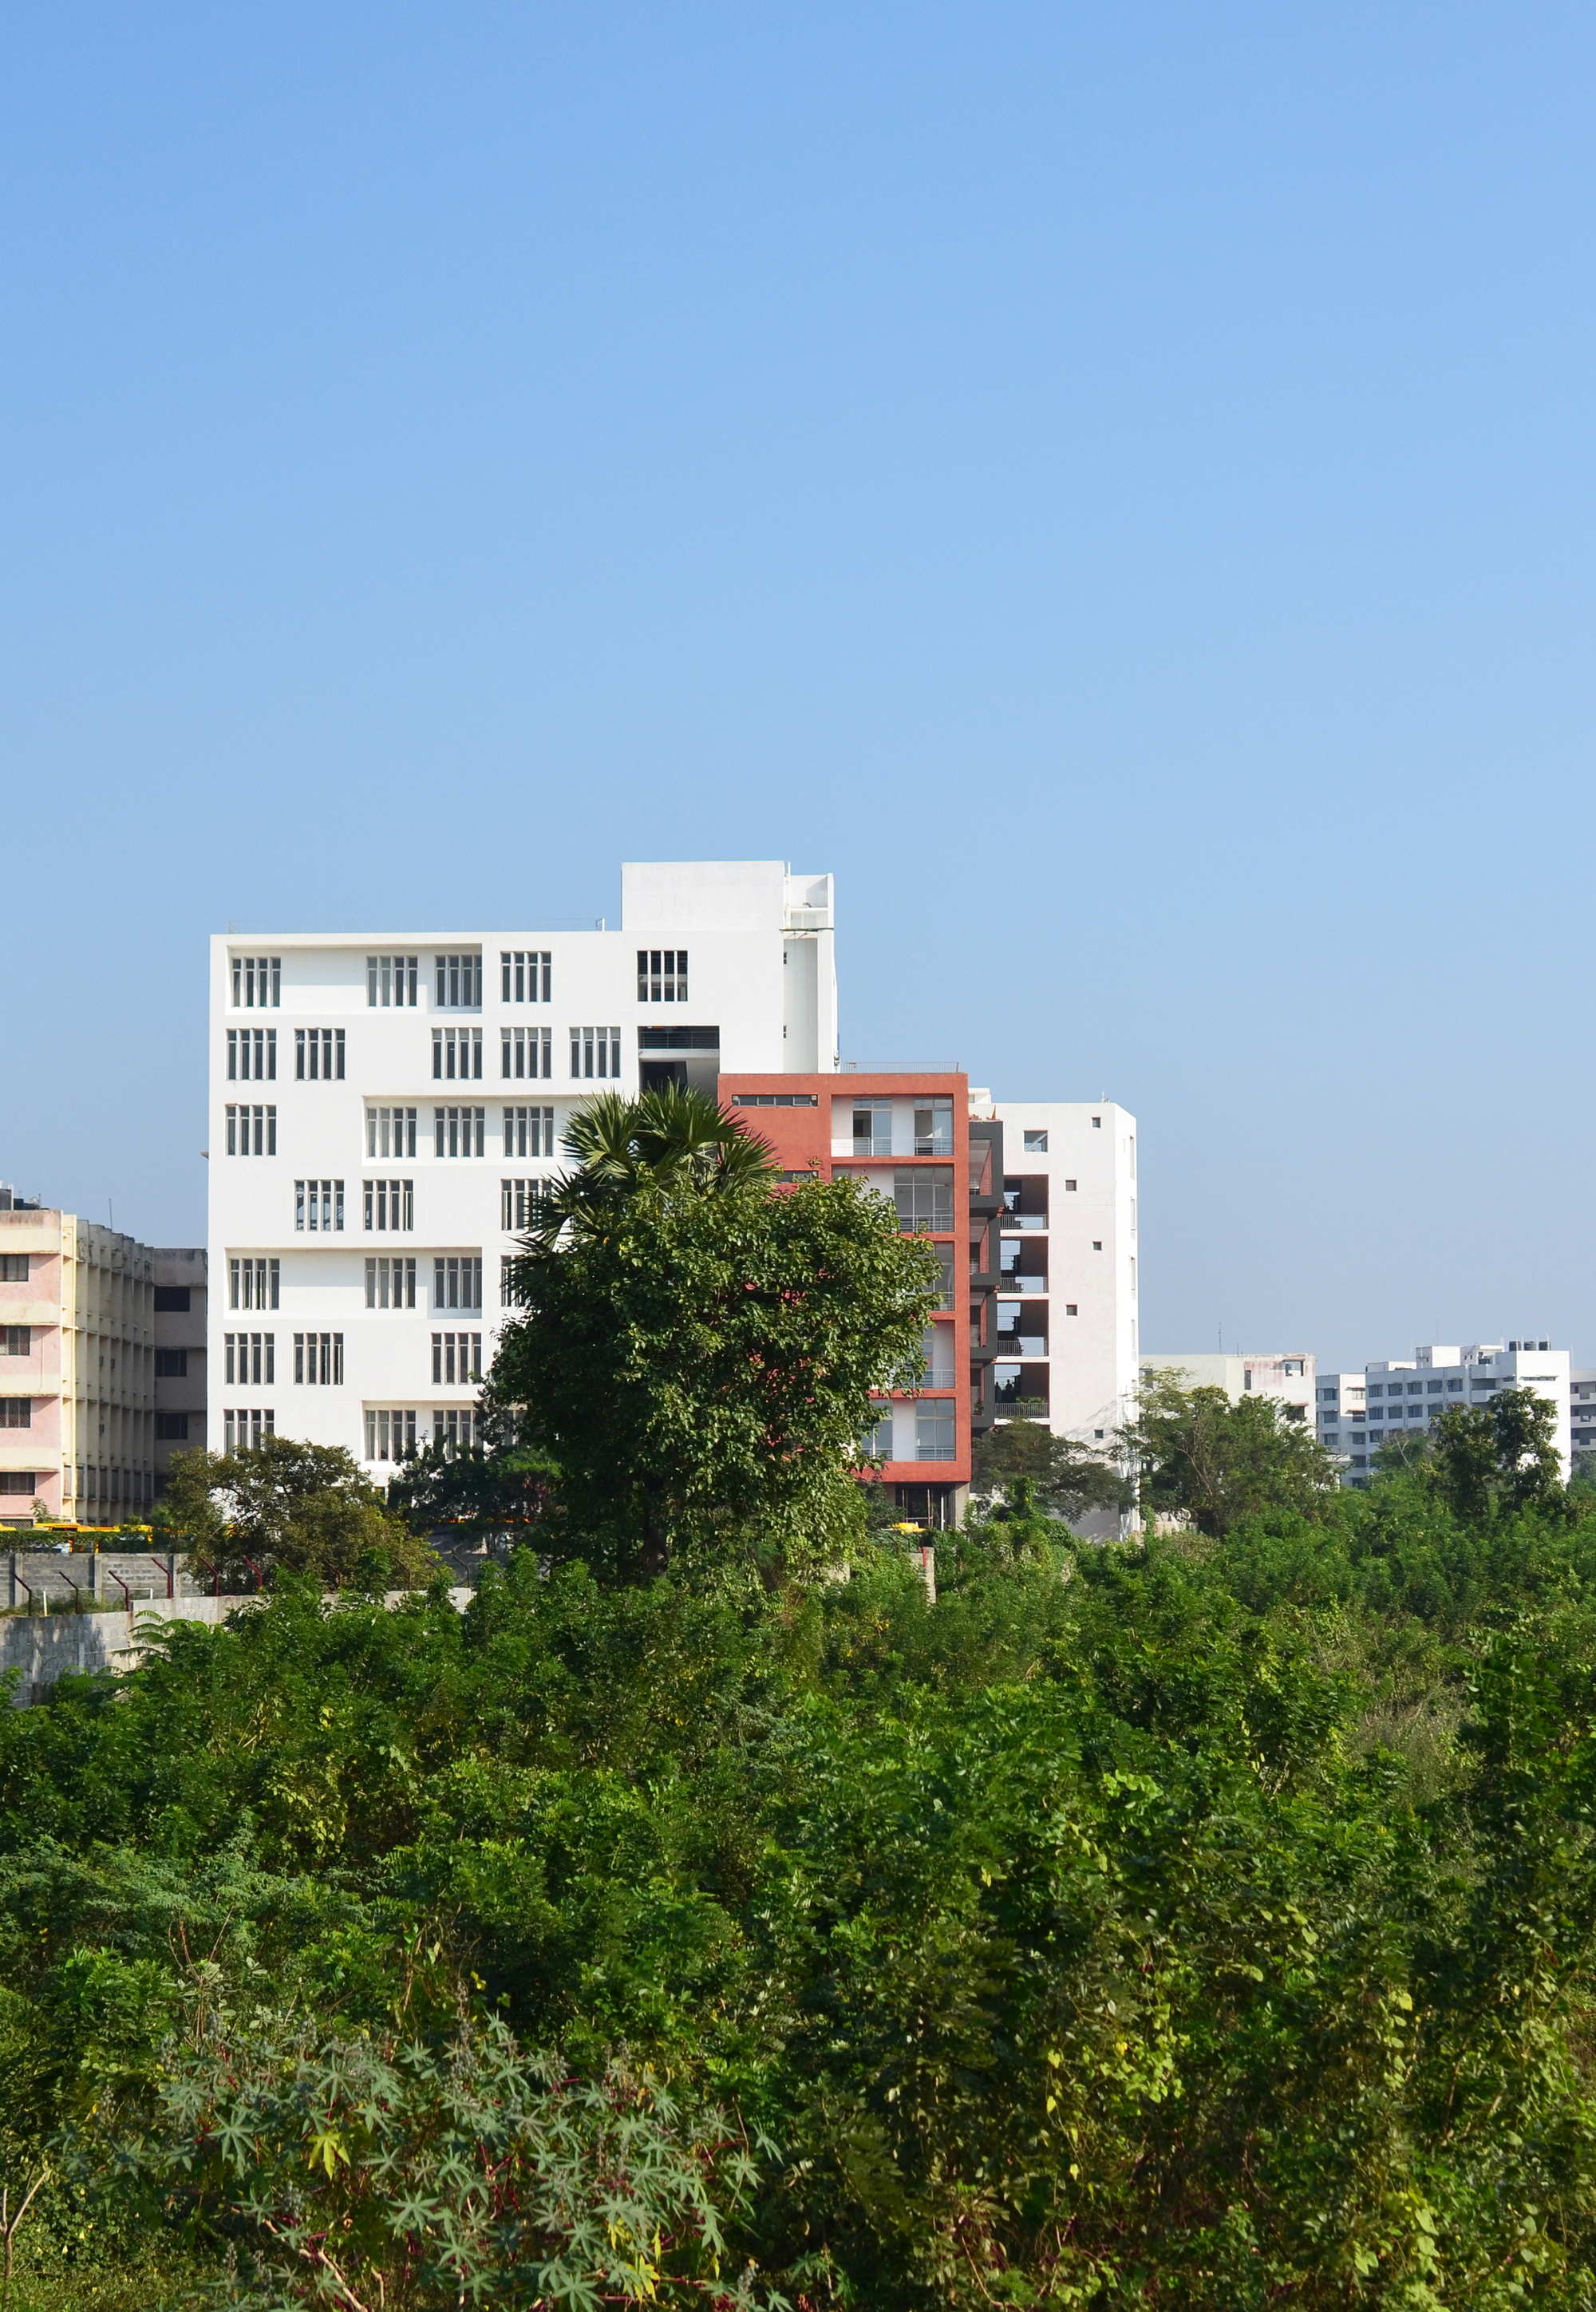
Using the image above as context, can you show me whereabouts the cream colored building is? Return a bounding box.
[0,1190,157,1525]
[1139,1350,1316,1427]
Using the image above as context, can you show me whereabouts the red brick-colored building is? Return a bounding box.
[717,1070,1003,1528]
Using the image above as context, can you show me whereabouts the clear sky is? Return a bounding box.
[4,4,1593,1371]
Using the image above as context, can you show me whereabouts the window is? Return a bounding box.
[156,1411,189,1440]
[154,1348,188,1377]
[433,1408,480,1448]
[223,1333,275,1385]
[915,1404,956,1460]
[1407,1381,1423,1396]
[363,1179,414,1231]
[294,1179,346,1231]
[295,1028,346,1081]
[2,1326,31,1355]
[502,1026,553,1079]
[852,1100,892,1156]
[894,1168,954,1234]
[366,1107,418,1160]
[731,1093,818,1107]
[365,1257,417,1310]
[932,1247,954,1310]
[223,1409,275,1451]
[0,1254,27,1282]
[294,1332,345,1385]
[1092,1239,1102,1251]
[367,955,419,1007]
[501,1178,551,1233]
[637,949,688,1002]
[1091,1116,1101,1128]
[432,1332,483,1384]
[914,1099,954,1156]
[227,1027,278,1081]
[434,1256,483,1311]
[433,1027,483,1081]
[1023,1129,1049,1152]
[435,954,482,1008]
[0,1398,30,1427]
[434,1106,486,1157]
[859,1401,893,1457]
[571,1027,622,1080]
[1065,1303,1077,1316]
[500,1252,529,1306]
[1448,1379,1464,1392]
[503,1106,555,1159]
[1064,1179,1077,1192]
[1369,1384,1384,1397]
[228,1258,279,1311]
[153,1285,190,1313]
[225,1105,277,1155]
[365,1408,418,1462]
[231,955,281,1008]
[0,1472,36,1496]
[920,1324,955,1388]
[502,950,551,1002]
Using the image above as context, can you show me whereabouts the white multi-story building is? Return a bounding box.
[1139,1351,1316,1427]
[208,862,837,1472]
[972,1097,1140,1460]
[1317,1340,1573,1481]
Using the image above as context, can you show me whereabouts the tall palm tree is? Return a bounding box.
[521,1085,774,1251]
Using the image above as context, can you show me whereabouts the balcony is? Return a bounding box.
[996,1334,1047,1358]
[1001,1213,1048,1231]
[999,1272,1047,1295]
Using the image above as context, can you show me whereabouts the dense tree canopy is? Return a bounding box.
[1120,1367,1340,1535]
[163,1435,436,1589]
[482,1088,939,1580]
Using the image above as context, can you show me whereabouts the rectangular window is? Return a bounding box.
[502,1105,555,1159]
[365,1257,417,1310]
[500,1252,531,1306]
[0,1255,27,1282]
[852,1100,892,1156]
[155,1411,189,1440]
[154,1348,188,1377]
[294,1180,346,1231]
[365,1107,418,1160]
[433,1027,484,1081]
[1022,1129,1049,1152]
[501,950,552,1002]
[294,1028,346,1081]
[292,1332,345,1385]
[226,1258,280,1311]
[434,1106,486,1157]
[433,1255,483,1311]
[571,1027,622,1080]
[223,1333,275,1385]
[225,1105,277,1156]
[433,1407,479,1449]
[501,1026,553,1079]
[223,1409,275,1452]
[915,1404,956,1461]
[912,1097,954,1156]
[152,1285,190,1312]
[366,955,419,1007]
[431,1331,484,1384]
[893,1168,954,1234]
[434,954,483,1009]
[0,1472,37,1496]
[2,1326,32,1355]
[227,1027,278,1081]
[231,955,282,1008]
[364,1407,418,1463]
[362,1179,414,1231]
[0,1397,30,1426]
[501,1178,550,1232]
[637,950,688,1002]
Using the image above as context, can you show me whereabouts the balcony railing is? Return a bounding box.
[999,1273,1047,1294]
[1001,1214,1048,1231]
[996,1336,1047,1358]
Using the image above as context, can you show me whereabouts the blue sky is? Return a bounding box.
[4,3,1593,1369]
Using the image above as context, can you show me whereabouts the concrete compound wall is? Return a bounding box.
[2,1551,472,1705]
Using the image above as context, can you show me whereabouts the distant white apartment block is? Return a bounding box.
[1139,1350,1316,1428]
[208,863,838,1474]
[1317,1339,1573,1481]
[974,1097,1140,1460]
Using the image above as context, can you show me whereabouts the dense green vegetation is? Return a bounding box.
[6,1100,1596,2306]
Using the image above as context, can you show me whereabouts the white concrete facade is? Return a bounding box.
[976,1098,1140,1451]
[1316,1341,1573,1481]
[208,863,837,1473]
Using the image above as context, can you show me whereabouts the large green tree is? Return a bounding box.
[1119,1369,1339,1536]
[1426,1383,1566,1523]
[164,1436,436,1589]
[484,1088,938,1580]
